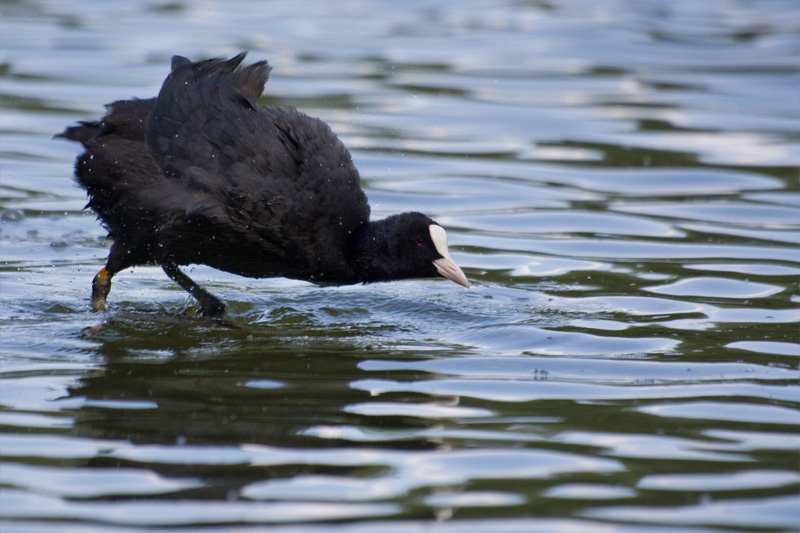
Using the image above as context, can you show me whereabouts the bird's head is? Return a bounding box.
[362,212,469,287]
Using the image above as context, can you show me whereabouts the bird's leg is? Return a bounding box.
[91,266,113,311]
[162,263,226,317]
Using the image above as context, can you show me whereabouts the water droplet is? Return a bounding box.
[1,209,24,222]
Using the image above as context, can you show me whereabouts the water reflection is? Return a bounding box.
[69,324,377,449]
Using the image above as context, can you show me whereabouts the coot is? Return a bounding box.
[58,53,468,316]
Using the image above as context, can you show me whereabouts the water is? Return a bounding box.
[1,0,799,531]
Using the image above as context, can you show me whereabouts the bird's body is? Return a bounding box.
[59,54,467,316]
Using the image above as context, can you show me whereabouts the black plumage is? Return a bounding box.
[58,54,468,316]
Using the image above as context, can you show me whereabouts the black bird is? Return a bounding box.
[58,53,468,316]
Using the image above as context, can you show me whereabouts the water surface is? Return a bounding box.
[1,1,799,531]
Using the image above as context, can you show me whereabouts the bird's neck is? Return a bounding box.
[346,220,400,283]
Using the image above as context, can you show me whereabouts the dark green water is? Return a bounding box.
[1,1,799,531]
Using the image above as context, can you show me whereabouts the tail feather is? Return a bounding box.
[56,98,155,147]
[57,96,161,231]
[55,121,102,147]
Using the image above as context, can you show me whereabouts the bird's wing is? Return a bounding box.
[146,53,268,180]
[145,54,371,275]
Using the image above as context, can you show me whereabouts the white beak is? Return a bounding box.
[429,225,470,288]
